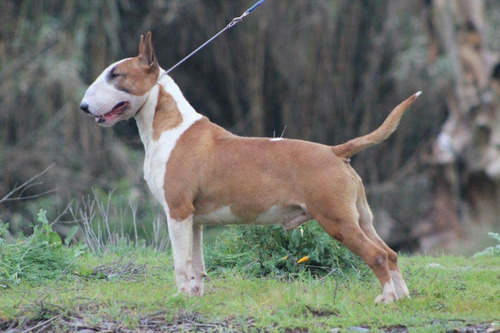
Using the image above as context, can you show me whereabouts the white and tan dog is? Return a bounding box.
[81,32,419,303]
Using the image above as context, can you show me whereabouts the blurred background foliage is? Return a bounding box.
[1,0,500,253]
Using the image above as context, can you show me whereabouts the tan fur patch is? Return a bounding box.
[153,87,183,141]
[162,118,352,222]
[112,58,159,96]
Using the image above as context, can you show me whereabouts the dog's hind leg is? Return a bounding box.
[356,182,409,300]
[316,211,397,303]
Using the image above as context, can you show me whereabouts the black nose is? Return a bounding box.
[80,102,90,113]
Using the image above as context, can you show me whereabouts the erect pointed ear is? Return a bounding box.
[138,31,158,71]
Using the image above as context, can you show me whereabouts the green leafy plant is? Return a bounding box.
[474,232,500,257]
[206,221,366,278]
[0,209,82,288]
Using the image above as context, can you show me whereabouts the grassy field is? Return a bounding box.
[1,246,499,332]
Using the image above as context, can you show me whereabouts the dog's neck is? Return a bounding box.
[134,69,202,151]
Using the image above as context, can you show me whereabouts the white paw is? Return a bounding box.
[375,292,396,304]
[395,285,410,300]
[176,269,205,297]
[189,278,204,297]
[390,271,410,299]
[178,281,204,297]
[375,281,397,304]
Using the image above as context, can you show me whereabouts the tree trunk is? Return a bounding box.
[420,0,500,252]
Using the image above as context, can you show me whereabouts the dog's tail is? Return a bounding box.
[332,92,421,158]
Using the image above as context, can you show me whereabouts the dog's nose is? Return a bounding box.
[80,102,90,113]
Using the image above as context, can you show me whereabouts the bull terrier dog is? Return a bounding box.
[81,32,419,303]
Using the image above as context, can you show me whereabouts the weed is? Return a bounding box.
[206,221,366,278]
[0,209,82,288]
[69,188,169,255]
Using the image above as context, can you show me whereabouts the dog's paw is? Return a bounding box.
[189,277,204,297]
[175,266,206,297]
[390,271,410,300]
[375,281,398,304]
[394,286,410,300]
[177,274,205,297]
[178,282,204,297]
[374,293,396,304]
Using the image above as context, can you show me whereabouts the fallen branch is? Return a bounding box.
[0,164,56,204]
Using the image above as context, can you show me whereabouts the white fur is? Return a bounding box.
[135,70,202,209]
[375,280,397,303]
[167,214,196,294]
[81,58,149,125]
[390,270,410,299]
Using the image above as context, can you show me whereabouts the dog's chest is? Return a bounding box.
[143,141,170,204]
[141,115,202,207]
[142,131,185,204]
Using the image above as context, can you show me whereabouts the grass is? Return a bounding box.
[1,208,498,331]
[0,248,499,332]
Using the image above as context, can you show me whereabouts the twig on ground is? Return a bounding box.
[21,314,63,333]
[319,268,338,283]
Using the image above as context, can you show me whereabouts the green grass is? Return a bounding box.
[0,249,499,332]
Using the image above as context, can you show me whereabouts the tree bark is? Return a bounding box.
[421,0,500,252]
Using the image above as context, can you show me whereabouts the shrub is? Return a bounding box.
[205,221,366,279]
[0,210,83,288]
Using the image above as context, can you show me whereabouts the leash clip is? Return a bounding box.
[228,12,249,28]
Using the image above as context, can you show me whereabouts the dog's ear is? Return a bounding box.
[138,34,145,56]
[138,31,158,72]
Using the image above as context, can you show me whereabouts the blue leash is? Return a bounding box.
[164,0,268,75]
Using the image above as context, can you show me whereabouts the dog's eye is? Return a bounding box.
[108,67,121,79]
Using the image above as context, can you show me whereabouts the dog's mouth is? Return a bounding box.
[95,101,130,124]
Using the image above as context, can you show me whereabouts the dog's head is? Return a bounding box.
[80,32,160,127]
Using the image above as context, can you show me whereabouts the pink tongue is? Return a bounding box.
[106,103,126,118]
[104,108,121,119]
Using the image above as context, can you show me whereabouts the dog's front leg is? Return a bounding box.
[166,214,200,296]
[191,224,207,296]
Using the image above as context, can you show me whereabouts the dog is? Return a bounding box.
[81,31,419,303]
